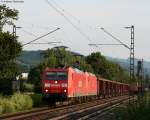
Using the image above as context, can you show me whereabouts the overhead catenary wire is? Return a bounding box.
[89,43,125,46]
[50,0,97,38]
[45,0,109,53]
[47,0,92,46]
[46,0,129,54]
[100,28,130,49]
[21,29,59,42]
[50,0,80,23]
[19,20,55,30]
[22,28,60,46]
[51,0,97,32]
[21,29,37,37]
[20,28,62,47]
[28,42,62,44]
[45,0,93,43]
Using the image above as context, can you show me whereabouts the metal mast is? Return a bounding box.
[130,26,135,81]
[125,26,135,81]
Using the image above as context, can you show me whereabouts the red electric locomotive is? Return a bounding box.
[41,67,97,101]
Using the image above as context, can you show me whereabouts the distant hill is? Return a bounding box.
[18,50,150,75]
[17,50,44,72]
[106,56,150,75]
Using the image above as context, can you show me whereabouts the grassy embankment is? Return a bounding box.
[113,93,150,120]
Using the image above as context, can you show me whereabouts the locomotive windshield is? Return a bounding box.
[45,71,67,80]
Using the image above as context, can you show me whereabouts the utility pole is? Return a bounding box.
[13,25,22,37]
[125,26,135,82]
[13,25,16,37]
[12,25,22,92]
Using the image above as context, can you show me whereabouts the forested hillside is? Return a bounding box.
[18,50,150,75]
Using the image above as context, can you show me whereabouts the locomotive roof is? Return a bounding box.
[72,68,96,77]
[73,68,84,73]
[44,67,127,85]
[44,67,67,71]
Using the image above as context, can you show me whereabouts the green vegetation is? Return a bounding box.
[23,83,34,92]
[0,5,22,94]
[0,93,33,114]
[30,94,42,107]
[86,52,129,83]
[0,93,43,114]
[113,93,150,120]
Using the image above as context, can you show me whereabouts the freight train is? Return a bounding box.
[41,67,130,102]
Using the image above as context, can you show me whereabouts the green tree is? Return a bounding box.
[86,52,129,82]
[0,4,18,31]
[0,5,22,94]
[27,63,44,93]
[86,52,108,77]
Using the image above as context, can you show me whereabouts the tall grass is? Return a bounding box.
[113,93,150,120]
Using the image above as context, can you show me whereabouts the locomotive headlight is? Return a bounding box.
[61,83,67,87]
[64,89,67,92]
[44,83,50,87]
[45,89,48,92]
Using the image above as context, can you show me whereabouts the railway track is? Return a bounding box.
[78,96,137,120]
[0,95,131,120]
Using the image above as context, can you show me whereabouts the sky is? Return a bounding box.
[1,0,150,61]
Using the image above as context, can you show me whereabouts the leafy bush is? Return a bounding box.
[11,93,33,111]
[0,93,43,114]
[30,94,42,107]
[0,97,16,113]
[3,99,16,113]
[0,93,33,114]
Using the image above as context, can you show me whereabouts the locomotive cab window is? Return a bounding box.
[57,72,67,80]
[45,72,67,80]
